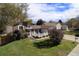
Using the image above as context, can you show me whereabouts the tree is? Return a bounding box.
[16,3,28,18]
[36,19,45,25]
[58,20,63,24]
[0,3,26,31]
[66,18,79,29]
[49,20,53,23]
[23,19,32,26]
[48,28,63,45]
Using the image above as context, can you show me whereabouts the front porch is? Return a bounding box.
[25,25,49,38]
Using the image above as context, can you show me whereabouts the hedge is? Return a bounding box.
[0,33,14,46]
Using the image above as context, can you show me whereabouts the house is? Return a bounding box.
[24,22,58,38]
[25,25,49,38]
[56,23,62,30]
[5,25,13,34]
[62,25,70,31]
[14,23,25,31]
[56,22,69,31]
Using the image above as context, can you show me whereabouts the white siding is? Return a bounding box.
[56,23,62,29]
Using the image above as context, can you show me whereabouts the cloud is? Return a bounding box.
[27,3,79,23]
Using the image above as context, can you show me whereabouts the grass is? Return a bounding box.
[64,31,75,35]
[0,38,77,56]
[64,30,79,35]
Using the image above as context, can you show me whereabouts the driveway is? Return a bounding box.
[63,34,79,43]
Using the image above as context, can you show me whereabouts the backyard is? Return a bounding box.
[0,38,77,56]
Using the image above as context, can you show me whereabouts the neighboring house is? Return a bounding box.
[44,22,69,30]
[56,23,62,30]
[5,25,13,34]
[56,22,69,31]
[13,23,25,31]
[2,23,25,35]
[62,25,70,31]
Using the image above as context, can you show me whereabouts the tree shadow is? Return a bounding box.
[33,39,59,49]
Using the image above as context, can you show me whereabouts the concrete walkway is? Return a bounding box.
[68,44,79,56]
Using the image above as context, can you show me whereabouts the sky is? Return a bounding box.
[27,3,79,23]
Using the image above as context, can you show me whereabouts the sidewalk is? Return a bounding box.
[68,44,79,56]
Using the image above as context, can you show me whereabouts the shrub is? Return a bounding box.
[33,39,56,48]
[12,30,21,40]
[33,28,64,48]
[12,29,28,40]
[48,28,64,45]
[0,33,14,46]
[19,29,28,39]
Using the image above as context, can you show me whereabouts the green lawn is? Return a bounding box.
[0,38,77,56]
[64,31,79,35]
[64,31,75,35]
